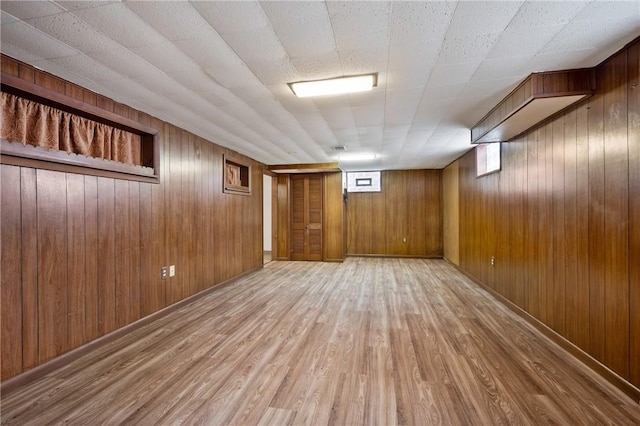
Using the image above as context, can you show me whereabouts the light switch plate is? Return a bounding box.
[169,265,175,277]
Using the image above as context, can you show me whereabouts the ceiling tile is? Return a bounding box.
[445,1,523,38]
[1,20,79,59]
[507,1,590,28]
[472,55,534,81]
[0,1,65,20]
[125,2,213,42]
[437,32,502,65]
[1,10,19,25]
[487,24,566,59]
[26,12,121,54]
[260,1,336,59]
[70,3,167,48]
[86,47,159,79]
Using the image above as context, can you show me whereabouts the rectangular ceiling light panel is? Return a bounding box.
[289,74,377,98]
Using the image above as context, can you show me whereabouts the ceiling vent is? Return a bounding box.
[331,145,347,151]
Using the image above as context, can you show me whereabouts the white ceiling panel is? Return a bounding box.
[471,55,534,81]
[444,1,523,38]
[1,1,65,20]
[540,16,640,56]
[1,20,80,59]
[69,3,166,49]
[190,1,268,35]
[1,1,638,171]
[173,36,260,88]
[384,89,423,126]
[125,1,213,42]
[1,10,18,25]
[429,62,479,86]
[260,1,336,60]
[437,32,502,65]
[487,24,567,59]
[508,1,590,28]
[47,54,121,82]
[25,12,121,54]
[55,1,121,12]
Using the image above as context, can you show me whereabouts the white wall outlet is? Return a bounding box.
[169,265,175,277]
[161,267,168,280]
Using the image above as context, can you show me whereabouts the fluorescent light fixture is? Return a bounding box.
[338,152,377,162]
[289,73,377,98]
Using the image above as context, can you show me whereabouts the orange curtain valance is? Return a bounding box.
[1,91,141,166]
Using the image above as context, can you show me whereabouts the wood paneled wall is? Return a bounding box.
[0,57,264,381]
[347,170,442,257]
[442,162,459,265]
[456,39,640,389]
[272,172,344,261]
[323,172,346,262]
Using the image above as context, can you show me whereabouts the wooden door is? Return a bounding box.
[290,174,323,260]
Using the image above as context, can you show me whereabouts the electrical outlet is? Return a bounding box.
[169,265,175,277]
[161,266,168,280]
[490,256,495,267]
[402,237,407,243]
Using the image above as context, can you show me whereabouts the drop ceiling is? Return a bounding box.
[1,1,638,170]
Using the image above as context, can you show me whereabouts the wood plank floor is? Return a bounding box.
[2,258,639,425]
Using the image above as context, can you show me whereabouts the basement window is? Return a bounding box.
[346,171,381,192]
[476,142,501,177]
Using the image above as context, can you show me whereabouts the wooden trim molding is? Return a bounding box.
[1,72,160,183]
[269,162,341,174]
[1,139,156,180]
[471,69,595,144]
[447,259,640,404]
[0,267,262,396]
[347,254,443,259]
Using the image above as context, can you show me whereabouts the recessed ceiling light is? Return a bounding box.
[338,153,378,162]
[289,73,377,98]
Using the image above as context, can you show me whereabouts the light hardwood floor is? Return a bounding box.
[2,258,639,425]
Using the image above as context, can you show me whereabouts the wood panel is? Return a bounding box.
[322,172,345,262]
[628,38,640,389]
[275,175,289,260]
[347,170,442,257]
[602,49,629,378]
[551,114,565,335]
[587,69,606,362]
[97,177,116,336]
[21,168,38,370]
[37,169,69,363]
[0,56,265,381]
[442,162,459,265]
[66,173,87,347]
[457,39,640,389]
[1,165,23,378]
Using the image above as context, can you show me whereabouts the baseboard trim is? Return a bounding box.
[347,254,443,259]
[0,267,261,396]
[446,259,640,404]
